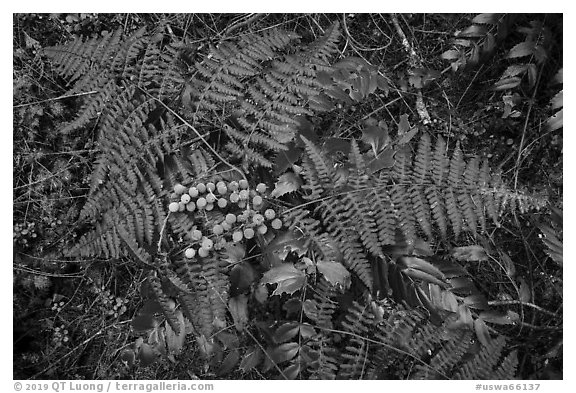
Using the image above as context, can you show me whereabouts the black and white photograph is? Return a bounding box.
[12,11,564,383]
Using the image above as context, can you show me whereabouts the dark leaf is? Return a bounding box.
[229,294,249,332]
[239,348,263,372]
[274,322,300,343]
[261,264,306,296]
[458,25,488,38]
[284,363,301,379]
[217,350,240,376]
[507,41,535,59]
[138,343,157,367]
[268,343,299,365]
[472,13,501,25]
[464,293,489,310]
[270,172,303,198]
[474,318,492,347]
[132,314,158,332]
[316,260,351,288]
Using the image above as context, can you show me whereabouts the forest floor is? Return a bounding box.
[13,13,562,380]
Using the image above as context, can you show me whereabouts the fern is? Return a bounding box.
[185,23,342,169]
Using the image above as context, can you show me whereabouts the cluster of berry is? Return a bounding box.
[167,180,283,258]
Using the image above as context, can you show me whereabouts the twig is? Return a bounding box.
[221,14,266,37]
[389,13,431,124]
[13,90,98,109]
[488,300,560,319]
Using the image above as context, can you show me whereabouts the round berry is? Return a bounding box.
[229,192,240,203]
[188,187,199,197]
[205,203,214,211]
[217,198,228,208]
[191,229,203,241]
[196,197,207,209]
[229,181,239,191]
[178,202,186,212]
[174,183,187,195]
[213,224,224,236]
[198,247,210,258]
[217,184,228,195]
[181,194,191,204]
[196,183,206,193]
[205,193,216,203]
[202,237,214,250]
[258,225,268,234]
[237,213,247,223]
[168,202,180,213]
[253,195,263,206]
[206,182,216,192]
[232,231,243,243]
[221,222,232,231]
[185,248,196,259]
[225,213,237,224]
[238,200,247,209]
[239,179,249,189]
[256,183,267,193]
[271,218,283,229]
[264,209,276,220]
[186,202,196,212]
[252,214,265,226]
[170,192,179,200]
[239,190,249,200]
[243,228,255,239]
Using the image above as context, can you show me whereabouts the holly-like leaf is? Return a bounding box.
[316,260,351,288]
[261,264,306,296]
[464,293,489,310]
[546,109,563,132]
[132,314,158,332]
[452,245,489,262]
[399,256,445,279]
[361,124,389,156]
[458,24,488,38]
[270,172,303,198]
[441,49,461,61]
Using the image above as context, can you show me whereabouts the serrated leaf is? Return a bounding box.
[507,41,535,59]
[268,343,299,365]
[316,260,351,288]
[274,143,304,175]
[474,318,492,347]
[449,277,476,295]
[216,331,240,349]
[493,77,522,91]
[239,347,263,372]
[501,64,529,79]
[546,109,563,132]
[302,299,318,320]
[270,172,303,198]
[284,363,301,379]
[217,349,240,376]
[452,245,489,262]
[274,322,300,343]
[229,294,249,332]
[164,310,186,355]
[551,90,563,110]
[472,13,500,25]
[261,264,306,296]
[298,323,316,339]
